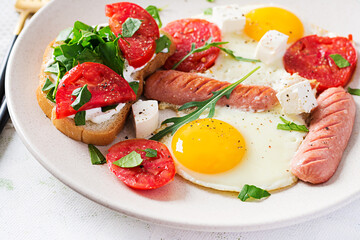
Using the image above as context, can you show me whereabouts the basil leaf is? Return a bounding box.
[277,116,309,132]
[98,26,116,42]
[144,148,157,158]
[56,27,73,42]
[348,87,360,96]
[129,81,139,95]
[122,18,142,38]
[71,84,92,111]
[155,35,172,53]
[75,48,103,64]
[330,54,350,68]
[55,54,74,72]
[101,104,118,112]
[204,8,213,15]
[74,111,86,126]
[42,78,55,92]
[146,5,162,28]
[88,144,106,165]
[112,151,143,168]
[238,184,271,202]
[46,88,56,103]
[74,21,93,32]
[60,44,84,58]
[44,62,60,74]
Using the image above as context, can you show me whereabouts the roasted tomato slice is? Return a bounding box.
[107,139,176,190]
[55,62,136,119]
[283,35,357,92]
[162,18,222,72]
[106,2,160,68]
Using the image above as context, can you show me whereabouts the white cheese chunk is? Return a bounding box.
[254,30,289,66]
[276,81,318,114]
[212,5,246,33]
[132,100,159,138]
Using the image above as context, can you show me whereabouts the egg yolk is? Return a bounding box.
[244,7,304,43]
[171,118,246,174]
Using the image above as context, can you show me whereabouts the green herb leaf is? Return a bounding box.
[88,144,106,165]
[204,8,213,15]
[98,41,124,75]
[217,46,260,62]
[348,87,360,96]
[150,67,260,141]
[101,104,118,112]
[44,62,60,74]
[71,84,92,111]
[112,151,143,168]
[138,148,158,158]
[238,184,271,202]
[146,5,162,28]
[172,37,259,69]
[155,35,172,53]
[74,111,86,126]
[330,54,350,68]
[46,88,56,103]
[56,27,73,42]
[129,81,139,95]
[41,78,55,92]
[207,0,215,2]
[277,116,309,132]
[122,18,142,38]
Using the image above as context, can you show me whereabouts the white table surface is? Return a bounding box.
[1,0,360,239]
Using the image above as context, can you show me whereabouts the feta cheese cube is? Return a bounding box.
[276,81,318,114]
[254,30,289,66]
[212,5,246,33]
[132,100,159,138]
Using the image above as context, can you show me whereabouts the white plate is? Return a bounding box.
[6,0,360,232]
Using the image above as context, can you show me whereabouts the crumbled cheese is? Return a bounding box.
[132,100,159,138]
[212,5,246,33]
[276,81,318,114]
[254,30,289,66]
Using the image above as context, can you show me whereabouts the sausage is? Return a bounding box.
[291,87,356,184]
[144,70,278,111]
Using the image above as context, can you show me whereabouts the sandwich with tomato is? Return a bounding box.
[36,2,175,145]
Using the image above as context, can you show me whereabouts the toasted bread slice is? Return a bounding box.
[36,31,175,145]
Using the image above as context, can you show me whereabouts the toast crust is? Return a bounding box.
[37,31,175,145]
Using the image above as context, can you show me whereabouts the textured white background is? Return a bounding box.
[0,0,360,239]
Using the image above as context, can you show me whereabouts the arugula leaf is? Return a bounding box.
[122,18,142,38]
[277,116,309,132]
[97,26,116,42]
[56,27,73,42]
[71,84,92,111]
[129,81,139,95]
[98,41,124,75]
[348,87,360,96]
[88,144,106,165]
[172,37,259,69]
[150,66,260,141]
[44,62,60,74]
[74,111,86,126]
[155,35,172,53]
[217,46,260,62]
[41,78,55,92]
[101,104,118,112]
[330,54,350,68]
[238,184,271,202]
[112,151,143,168]
[204,8,213,15]
[146,5,162,28]
[138,148,158,157]
[46,88,56,103]
[75,48,103,65]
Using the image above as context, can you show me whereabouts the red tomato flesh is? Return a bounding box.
[55,62,136,119]
[162,18,222,72]
[107,139,176,190]
[283,35,357,92]
[106,2,160,68]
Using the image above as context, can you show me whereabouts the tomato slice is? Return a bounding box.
[107,139,176,190]
[55,62,136,119]
[283,35,357,92]
[162,18,222,72]
[106,2,160,68]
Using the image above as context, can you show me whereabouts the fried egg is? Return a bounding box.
[158,5,322,192]
[160,106,306,191]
